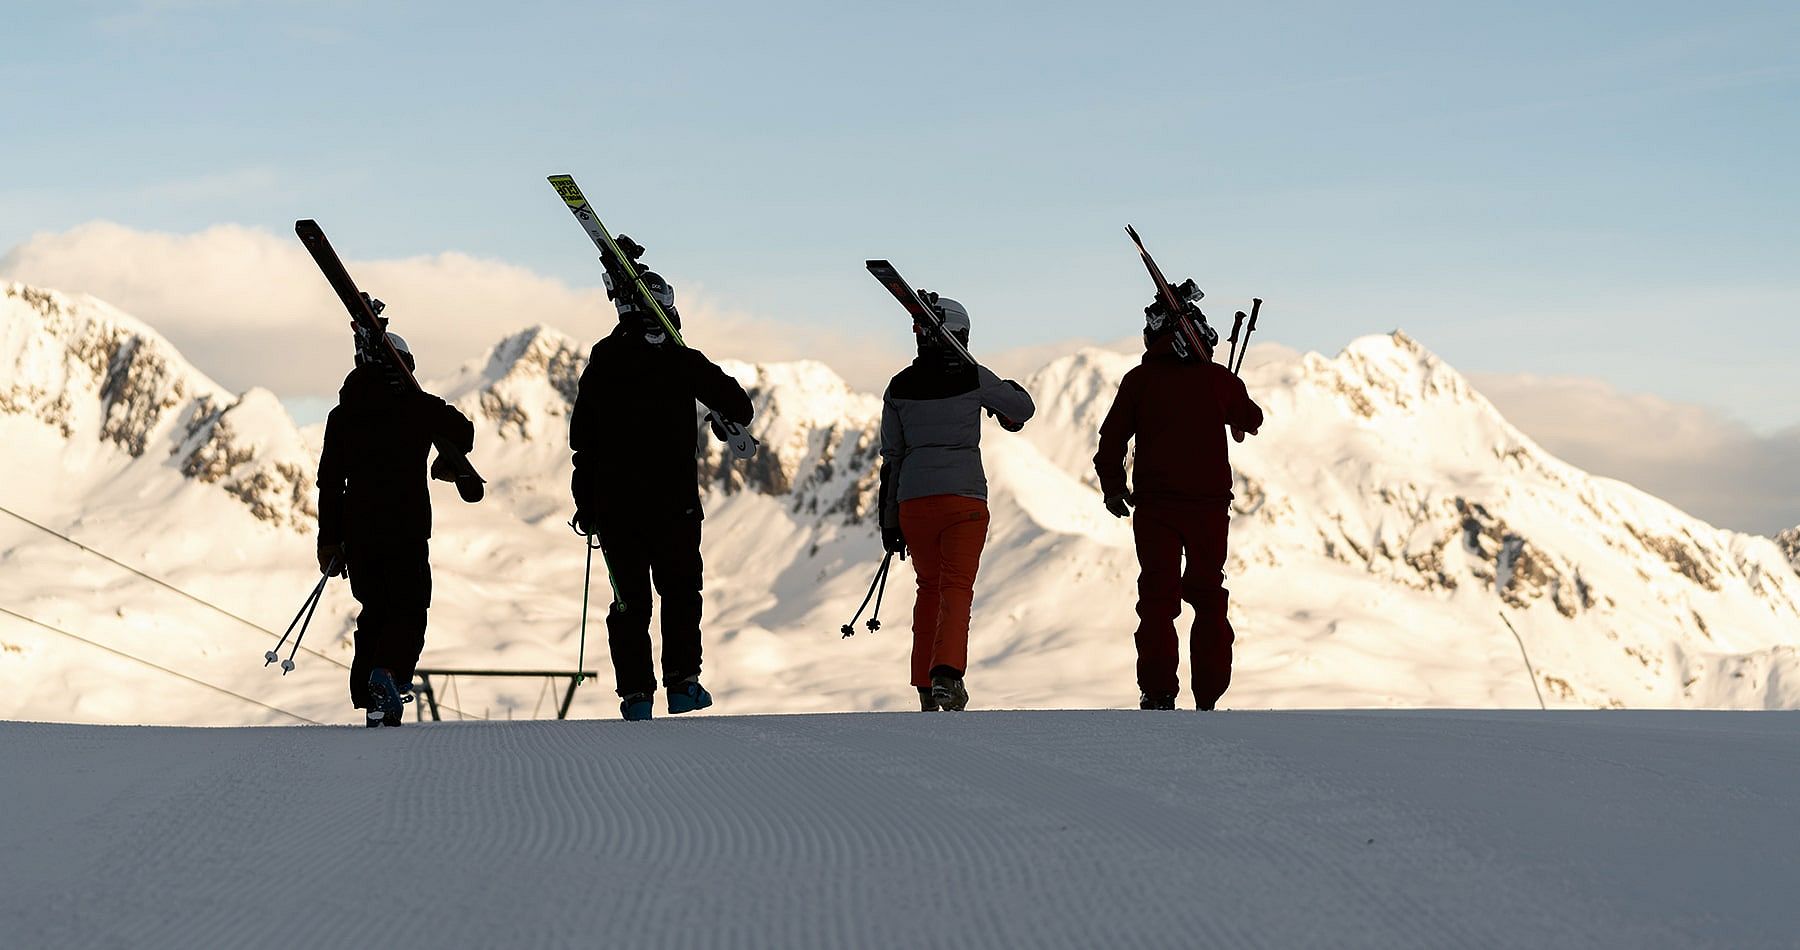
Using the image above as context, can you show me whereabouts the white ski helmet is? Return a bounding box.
[355,330,413,369]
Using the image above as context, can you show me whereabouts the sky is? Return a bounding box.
[1,0,1797,531]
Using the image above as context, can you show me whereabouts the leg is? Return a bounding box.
[384,540,431,688]
[928,498,989,678]
[599,518,657,697]
[900,500,945,689]
[345,541,392,710]
[1131,509,1184,700]
[649,514,705,687]
[1181,505,1235,710]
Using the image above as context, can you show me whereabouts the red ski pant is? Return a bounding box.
[900,495,990,688]
[1132,501,1235,709]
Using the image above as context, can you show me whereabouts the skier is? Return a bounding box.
[1093,286,1262,711]
[316,306,476,727]
[569,269,754,721]
[878,293,1035,711]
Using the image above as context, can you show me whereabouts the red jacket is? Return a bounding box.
[1093,340,1263,505]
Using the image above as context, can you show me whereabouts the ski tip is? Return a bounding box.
[1125,224,1139,239]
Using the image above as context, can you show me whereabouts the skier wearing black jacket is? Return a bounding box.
[317,328,476,727]
[569,270,754,721]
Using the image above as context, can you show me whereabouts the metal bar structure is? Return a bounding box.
[411,668,602,722]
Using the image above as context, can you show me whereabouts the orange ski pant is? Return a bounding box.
[899,494,990,688]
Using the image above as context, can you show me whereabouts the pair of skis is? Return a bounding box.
[296,220,488,503]
[1125,225,1262,376]
[547,174,760,460]
[866,259,1025,431]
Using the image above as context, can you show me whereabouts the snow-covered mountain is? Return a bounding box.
[3,280,1797,724]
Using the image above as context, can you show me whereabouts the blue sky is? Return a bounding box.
[2,0,1797,438]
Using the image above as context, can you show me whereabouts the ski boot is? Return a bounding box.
[1139,691,1177,711]
[930,673,968,712]
[620,692,654,722]
[918,687,939,712]
[367,668,407,727]
[667,679,713,715]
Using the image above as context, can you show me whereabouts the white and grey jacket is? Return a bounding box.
[877,360,1036,530]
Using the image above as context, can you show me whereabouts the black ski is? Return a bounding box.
[295,219,485,503]
[865,259,1022,430]
[546,174,759,460]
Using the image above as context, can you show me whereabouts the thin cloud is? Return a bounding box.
[1472,372,1800,536]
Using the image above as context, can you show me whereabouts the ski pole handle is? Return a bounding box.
[1233,298,1263,375]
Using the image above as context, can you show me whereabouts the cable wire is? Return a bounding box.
[0,605,321,725]
[0,503,475,718]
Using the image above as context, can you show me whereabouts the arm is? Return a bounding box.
[315,410,349,572]
[437,400,475,453]
[568,355,604,530]
[688,349,754,426]
[975,365,1035,428]
[877,392,907,553]
[1093,373,1137,502]
[1228,373,1264,441]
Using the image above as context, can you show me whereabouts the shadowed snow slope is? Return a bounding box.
[2,711,1796,949]
[3,282,1798,724]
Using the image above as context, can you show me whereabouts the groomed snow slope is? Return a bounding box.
[3,710,1796,948]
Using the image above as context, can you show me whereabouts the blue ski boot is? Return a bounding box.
[368,668,407,727]
[620,692,654,722]
[667,680,713,715]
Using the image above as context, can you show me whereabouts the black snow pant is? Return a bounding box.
[599,509,704,698]
[345,538,432,709]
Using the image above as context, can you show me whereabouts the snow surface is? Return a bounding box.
[1,710,1796,948]
[3,282,1799,726]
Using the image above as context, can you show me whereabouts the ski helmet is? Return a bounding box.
[935,297,971,340]
[1143,278,1216,360]
[605,270,677,319]
[354,330,414,371]
[914,294,971,370]
[604,269,680,343]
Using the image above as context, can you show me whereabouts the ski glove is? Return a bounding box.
[881,521,908,559]
[573,508,603,538]
[317,543,347,576]
[985,407,1025,432]
[1104,493,1134,519]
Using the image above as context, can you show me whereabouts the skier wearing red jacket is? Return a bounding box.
[1093,288,1262,711]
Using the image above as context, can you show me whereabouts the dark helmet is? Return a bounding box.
[604,269,680,341]
[914,292,971,369]
[1143,278,1216,360]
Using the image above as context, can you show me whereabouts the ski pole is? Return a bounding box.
[1231,298,1262,376]
[265,555,338,674]
[569,517,625,687]
[841,552,894,638]
[867,554,892,632]
[1225,311,1246,369]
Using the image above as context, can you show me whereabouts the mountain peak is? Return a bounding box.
[2,282,314,529]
